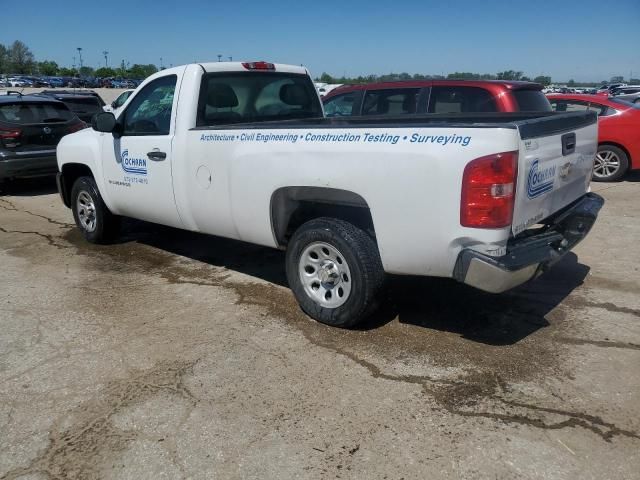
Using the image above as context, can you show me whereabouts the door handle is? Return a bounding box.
[147,150,166,161]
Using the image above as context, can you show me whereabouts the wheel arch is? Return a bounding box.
[270,186,375,248]
[59,163,95,208]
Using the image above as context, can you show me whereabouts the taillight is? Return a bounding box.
[242,61,275,71]
[460,151,518,228]
[0,127,22,148]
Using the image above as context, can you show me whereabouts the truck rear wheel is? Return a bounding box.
[70,176,120,244]
[285,217,385,328]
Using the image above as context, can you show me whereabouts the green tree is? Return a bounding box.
[38,60,59,76]
[79,66,95,77]
[8,40,35,74]
[567,79,576,87]
[127,64,158,79]
[0,44,8,73]
[533,75,552,86]
[610,75,624,83]
[319,72,335,83]
[496,70,523,81]
[58,67,77,77]
[95,67,117,78]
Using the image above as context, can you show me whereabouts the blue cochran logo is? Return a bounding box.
[121,149,147,175]
[527,160,556,199]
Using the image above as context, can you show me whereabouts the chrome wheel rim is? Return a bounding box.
[594,150,620,178]
[298,241,352,308]
[76,190,97,233]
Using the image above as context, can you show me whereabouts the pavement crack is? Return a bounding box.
[0,226,71,249]
[0,360,198,480]
[555,336,640,351]
[0,198,73,228]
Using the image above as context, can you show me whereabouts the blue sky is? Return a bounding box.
[1,0,638,82]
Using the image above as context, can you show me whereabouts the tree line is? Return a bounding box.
[0,40,158,79]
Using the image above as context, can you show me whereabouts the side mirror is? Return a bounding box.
[92,112,117,133]
[111,100,117,108]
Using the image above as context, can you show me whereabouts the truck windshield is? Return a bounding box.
[196,72,322,126]
[513,89,552,112]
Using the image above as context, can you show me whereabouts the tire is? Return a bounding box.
[70,176,120,243]
[593,145,629,182]
[285,217,385,328]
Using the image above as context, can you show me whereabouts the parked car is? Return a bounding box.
[596,83,626,94]
[0,93,85,186]
[547,94,640,181]
[39,90,106,107]
[37,91,105,123]
[47,77,65,88]
[56,61,602,327]
[103,89,134,116]
[6,77,30,87]
[322,80,551,117]
[610,85,640,103]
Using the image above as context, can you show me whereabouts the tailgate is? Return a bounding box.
[512,112,598,235]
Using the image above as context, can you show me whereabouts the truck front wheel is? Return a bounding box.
[285,217,385,328]
[70,176,120,244]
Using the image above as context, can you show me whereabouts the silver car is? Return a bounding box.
[611,85,640,104]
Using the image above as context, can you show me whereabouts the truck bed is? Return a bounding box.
[192,111,597,140]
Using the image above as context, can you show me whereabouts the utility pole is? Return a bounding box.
[103,51,109,67]
[76,47,83,73]
[217,54,222,62]
[72,56,76,70]
[160,57,164,69]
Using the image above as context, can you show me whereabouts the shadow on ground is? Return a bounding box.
[0,176,58,196]
[112,218,589,346]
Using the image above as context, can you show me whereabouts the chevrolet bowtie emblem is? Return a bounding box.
[559,162,572,179]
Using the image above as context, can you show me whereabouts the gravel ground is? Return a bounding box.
[0,175,638,479]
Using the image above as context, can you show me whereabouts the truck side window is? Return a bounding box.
[196,73,321,126]
[323,93,356,117]
[362,89,419,116]
[428,86,497,113]
[122,75,176,136]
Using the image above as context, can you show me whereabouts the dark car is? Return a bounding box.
[37,91,105,123]
[322,80,551,117]
[0,93,85,186]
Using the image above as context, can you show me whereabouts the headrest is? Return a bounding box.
[207,84,238,108]
[280,84,309,106]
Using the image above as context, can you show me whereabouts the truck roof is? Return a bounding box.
[198,62,309,75]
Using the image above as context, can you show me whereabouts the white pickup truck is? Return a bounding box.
[56,61,604,327]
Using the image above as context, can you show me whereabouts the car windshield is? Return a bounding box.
[0,102,74,124]
[513,89,552,111]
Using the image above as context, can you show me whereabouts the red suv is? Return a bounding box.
[322,80,551,117]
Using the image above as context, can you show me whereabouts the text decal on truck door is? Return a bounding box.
[121,149,148,176]
[526,160,556,198]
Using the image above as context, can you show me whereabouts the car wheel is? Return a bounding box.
[593,145,629,182]
[70,176,120,243]
[285,217,385,328]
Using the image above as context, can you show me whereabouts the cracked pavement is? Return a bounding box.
[0,176,639,479]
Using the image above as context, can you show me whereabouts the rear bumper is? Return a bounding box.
[0,150,58,180]
[454,193,605,293]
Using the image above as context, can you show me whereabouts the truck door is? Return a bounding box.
[101,74,183,228]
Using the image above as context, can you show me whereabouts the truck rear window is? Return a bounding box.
[196,73,322,126]
[428,86,498,113]
[513,89,551,111]
[0,102,74,124]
